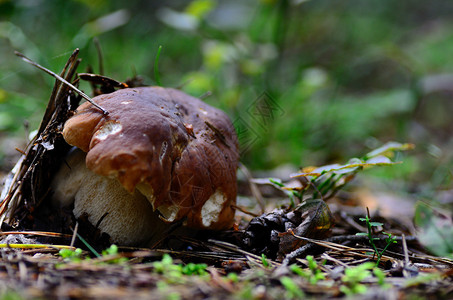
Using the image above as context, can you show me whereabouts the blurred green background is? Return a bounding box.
[1,0,453,201]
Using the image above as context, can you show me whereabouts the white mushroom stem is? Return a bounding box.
[51,149,168,246]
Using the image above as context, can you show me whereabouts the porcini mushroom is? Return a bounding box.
[52,86,239,246]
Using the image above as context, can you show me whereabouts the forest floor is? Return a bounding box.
[0,172,452,300]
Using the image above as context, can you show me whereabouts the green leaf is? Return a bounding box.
[365,155,392,164]
[102,244,119,256]
[363,142,414,160]
[181,263,208,276]
[355,232,368,236]
[261,253,271,268]
[185,0,216,18]
[373,268,388,287]
[268,178,285,187]
[280,276,305,298]
[369,222,384,227]
[291,160,400,178]
[289,264,308,277]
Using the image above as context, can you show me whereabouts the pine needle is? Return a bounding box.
[0,243,75,250]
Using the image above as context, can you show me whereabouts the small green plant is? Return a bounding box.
[261,253,271,268]
[227,272,239,283]
[100,244,128,264]
[58,245,128,264]
[181,262,208,276]
[58,248,84,262]
[0,290,24,300]
[263,142,413,207]
[289,255,325,285]
[340,262,375,295]
[306,255,326,282]
[101,244,119,256]
[280,276,305,299]
[373,267,390,288]
[156,281,182,300]
[268,178,302,207]
[357,212,397,266]
[153,254,182,276]
[152,254,208,282]
[404,272,442,287]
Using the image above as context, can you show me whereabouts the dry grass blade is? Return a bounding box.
[14,51,109,115]
[37,48,80,135]
[151,237,247,263]
[230,204,259,217]
[78,73,128,89]
[326,247,397,266]
[208,239,281,267]
[282,232,388,265]
[0,50,82,226]
[0,231,73,239]
[159,249,244,262]
[0,243,75,250]
[284,230,453,272]
[320,252,350,268]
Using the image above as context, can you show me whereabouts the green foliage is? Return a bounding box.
[185,0,215,19]
[101,244,129,264]
[289,258,390,296]
[156,281,182,300]
[373,267,390,288]
[1,2,452,297]
[181,263,208,276]
[414,202,453,258]
[268,178,302,207]
[0,290,24,300]
[261,253,271,268]
[404,272,443,287]
[306,255,326,282]
[262,142,413,208]
[340,263,390,296]
[0,90,44,132]
[58,244,128,264]
[226,272,239,283]
[152,254,208,283]
[1,0,448,179]
[289,255,325,285]
[357,214,397,266]
[59,248,84,262]
[280,276,305,299]
[101,244,119,256]
[153,254,175,273]
[340,262,375,296]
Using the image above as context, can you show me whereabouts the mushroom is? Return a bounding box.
[52,86,239,246]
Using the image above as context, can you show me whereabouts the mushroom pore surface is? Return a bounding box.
[62,86,239,230]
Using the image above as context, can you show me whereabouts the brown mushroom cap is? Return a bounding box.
[62,86,239,230]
